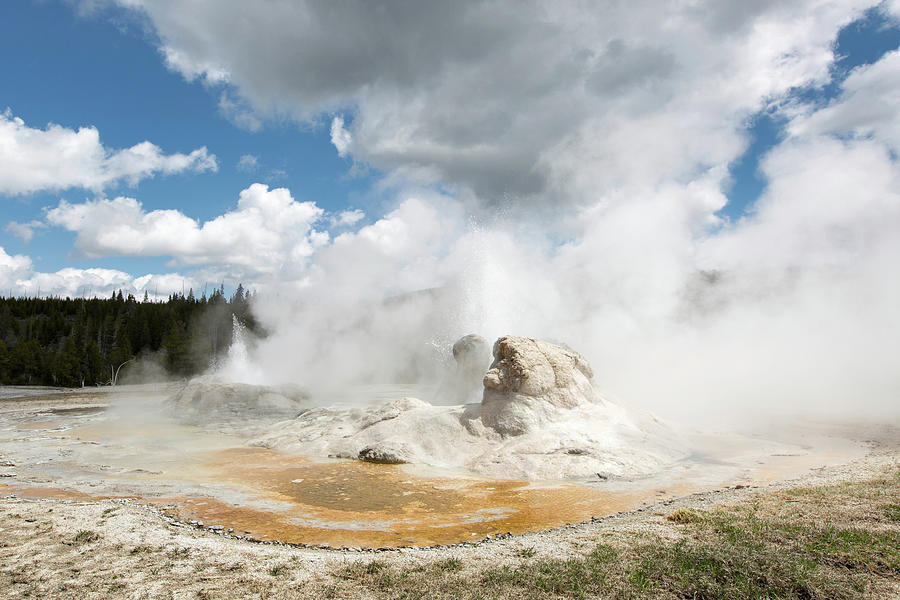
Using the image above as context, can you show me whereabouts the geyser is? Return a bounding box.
[255,335,687,480]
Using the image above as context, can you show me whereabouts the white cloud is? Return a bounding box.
[218,92,262,132]
[5,220,45,243]
[0,244,194,299]
[886,0,900,19]
[791,49,900,151]
[330,116,352,157]
[0,109,217,195]
[236,153,259,171]
[131,272,202,298]
[162,46,229,84]
[44,183,325,280]
[0,246,33,287]
[22,267,136,298]
[113,0,871,202]
[330,208,364,227]
[236,40,900,420]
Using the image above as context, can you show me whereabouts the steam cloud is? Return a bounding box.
[98,1,900,422]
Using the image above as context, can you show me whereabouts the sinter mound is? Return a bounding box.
[166,381,307,425]
[256,336,687,480]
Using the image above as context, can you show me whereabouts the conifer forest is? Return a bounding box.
[0,285,256,387]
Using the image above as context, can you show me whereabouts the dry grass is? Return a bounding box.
[664,507,701,524]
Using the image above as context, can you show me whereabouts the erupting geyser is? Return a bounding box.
[164,316,308,428]
[254,335,687,480]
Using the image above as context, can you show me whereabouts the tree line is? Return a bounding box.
[0,285,257,387]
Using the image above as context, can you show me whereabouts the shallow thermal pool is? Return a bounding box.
[0,385,868,548]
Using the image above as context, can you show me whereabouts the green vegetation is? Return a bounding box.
[73,530,100,544]
[334,471,900,599]
[0,284,257,387]
[882,504,900,522]
[515,546,537,558]
[435,558,464,572]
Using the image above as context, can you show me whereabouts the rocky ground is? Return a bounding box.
[2,424,898,599]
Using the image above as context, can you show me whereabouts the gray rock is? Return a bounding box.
[358,442,411,464]
[435,334,492,405]
[452,334,492,370]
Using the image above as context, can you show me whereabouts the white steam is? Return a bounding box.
[220,142,900,424]
[113,0,899,423]
[213,315,264,385]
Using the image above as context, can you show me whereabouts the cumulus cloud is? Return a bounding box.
[113,0,870,203]
[0,245,194,299]
[0,247,33,287]
[0,109,217,196]
[131,272,202,298]
[44,183,326,280]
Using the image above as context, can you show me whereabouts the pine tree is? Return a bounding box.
[162,319,186,375]
[83,340,104,386]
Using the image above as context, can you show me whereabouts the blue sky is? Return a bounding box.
[0,1,899,299]
[0,0,376,278]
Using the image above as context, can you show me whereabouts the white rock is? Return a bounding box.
[482,336,599,435]
[255,336,688,480]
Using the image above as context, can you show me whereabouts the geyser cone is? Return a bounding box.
[257,335,688,480]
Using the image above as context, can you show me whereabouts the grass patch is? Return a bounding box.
[362,560,388,575]
[803,526,900,573]
[167,547,192,559]
[882,503,900,522]
[482,544,620,598]
[435,557,463,572]
[666,507,701,523]
[73,530,100,544]
[516,546,536,558]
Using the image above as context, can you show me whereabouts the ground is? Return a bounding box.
[1,388,899,599]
